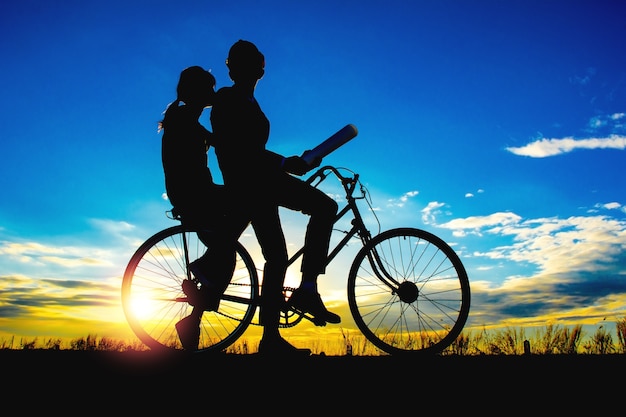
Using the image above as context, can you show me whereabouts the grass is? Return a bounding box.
[3,318,626,355]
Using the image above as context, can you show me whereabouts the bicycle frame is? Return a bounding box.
[284,165,370,267]
[291,166,399,291]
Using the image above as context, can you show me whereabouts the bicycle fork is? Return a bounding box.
[181,230,192,280]
[347,199,405,295]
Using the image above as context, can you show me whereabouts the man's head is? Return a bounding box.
[226,40,265,82]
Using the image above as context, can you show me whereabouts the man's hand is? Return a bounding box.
[282,155,312,176]
[301,150,322,170]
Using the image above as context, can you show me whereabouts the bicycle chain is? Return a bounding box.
[210,284,304,328]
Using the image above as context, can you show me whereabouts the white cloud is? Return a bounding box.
[387,190,419,208]
[599,202,621,210]
[466,214,626,276]
[402,190,419,200]
[437,212,522,237]
[465,189,484,198]
[506,135,626,158]
[0,240,112,268]
[420,201,445,224]
[89,218,135,235]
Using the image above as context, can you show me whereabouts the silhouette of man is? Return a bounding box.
[211,40,340,355]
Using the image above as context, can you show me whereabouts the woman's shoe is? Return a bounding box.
[185,261,221,311]
[175,314,201,350]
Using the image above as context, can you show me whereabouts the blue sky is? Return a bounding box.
[1,0,626,348]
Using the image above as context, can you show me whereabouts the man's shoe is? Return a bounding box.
[288,288,341,326]
[188,261,221,311]
[175,314,200,351]
[258,336,311,357]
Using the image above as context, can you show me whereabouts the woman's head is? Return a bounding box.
[176,66,216,106]
[226,40,265,82]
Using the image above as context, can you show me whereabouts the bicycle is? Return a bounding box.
[121,165,470,355]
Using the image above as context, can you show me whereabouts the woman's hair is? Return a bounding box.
[176,65,216,105]
[159,66,215,131]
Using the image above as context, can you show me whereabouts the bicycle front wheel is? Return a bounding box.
[347,227,470,355]
[121,225,259,353]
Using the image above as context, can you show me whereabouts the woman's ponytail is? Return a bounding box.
[158,99,181,132]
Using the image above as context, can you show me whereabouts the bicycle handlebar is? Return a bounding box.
[306,165,361,199]
[301,124,358,166]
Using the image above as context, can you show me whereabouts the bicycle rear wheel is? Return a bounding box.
[121,225,259,353]
[347,227,470,355]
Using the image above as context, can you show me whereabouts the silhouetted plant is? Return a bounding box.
[531,324,583,354]
[96,336,129,351]
[484,327,526,355]
[3,317,626,354]
[44,338,62,350]
[561,325,583,354]
[616,317,626,354]
[0,336,15,349]
[582,325,614,354]
[339,330,378,356]
[536,323,559,354]
[341,328,354,356]
[225,339,250,354]
[21,337,38,350]
[444,331,472,355]
[69,334,100,350]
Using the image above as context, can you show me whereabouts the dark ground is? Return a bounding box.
[3,350,623,411]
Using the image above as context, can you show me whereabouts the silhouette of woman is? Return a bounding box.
[159,66,244,350]
[211,40,340,355]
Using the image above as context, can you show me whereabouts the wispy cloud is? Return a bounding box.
[590,202,624,213]
[0,240,112,268]
[465,189,484,198]
[433,205,626,279]
[420,201,445,224]
[505,134,626,158]
[431,204,626,327]
[569,67,596,86]
[387,190,419,208]
[507,112,626,158]
[438,211,522,237]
